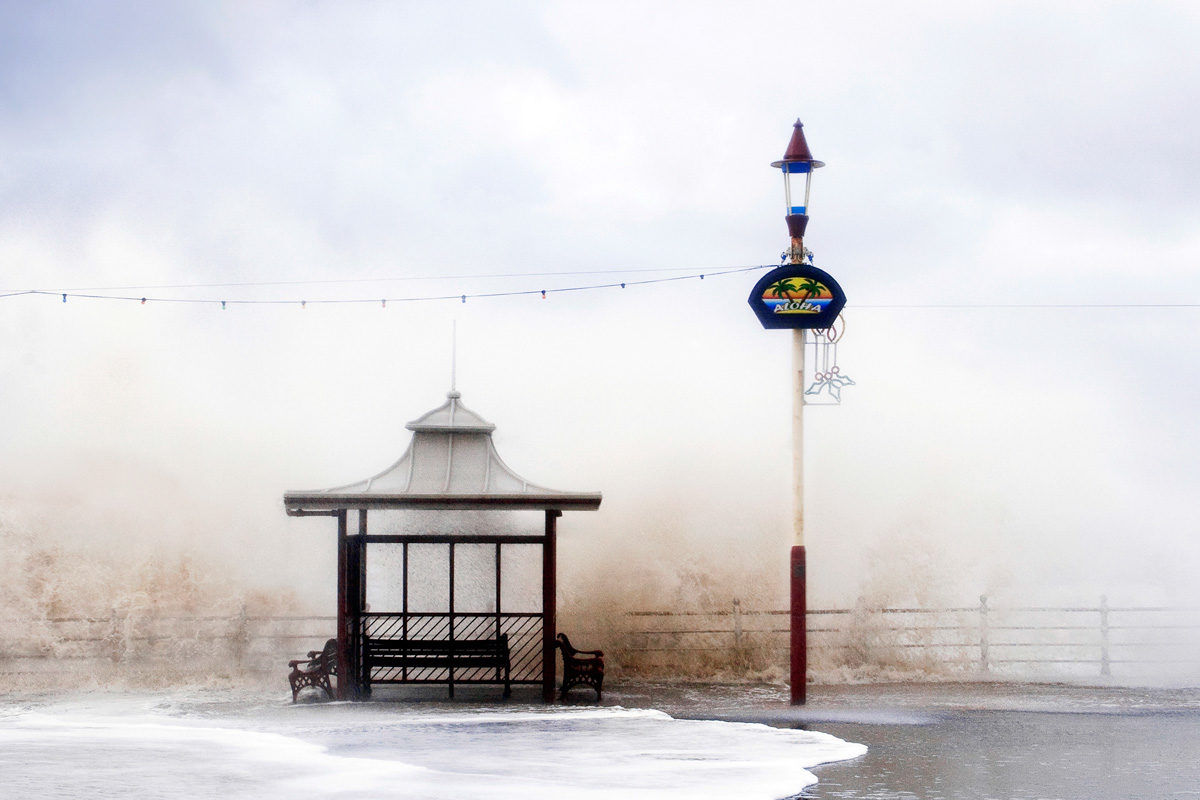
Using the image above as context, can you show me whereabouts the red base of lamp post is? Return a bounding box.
[790,544,807,705]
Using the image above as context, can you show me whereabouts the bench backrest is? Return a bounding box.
[317,638,338,673]
[556,633,581,658]
[366,634,508,657]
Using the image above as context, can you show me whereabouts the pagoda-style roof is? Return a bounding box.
[284,391,602,513]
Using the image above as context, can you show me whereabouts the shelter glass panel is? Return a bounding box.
[406,543,450,612]
[365,543,405,612]
[500,543,542,613]
[452,543,496,613]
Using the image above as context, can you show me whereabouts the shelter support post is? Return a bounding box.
[335,510,351,700]
[449,542,456,697]
[542,510,561,702]
[354,510,368,696]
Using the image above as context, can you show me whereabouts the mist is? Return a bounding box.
[2,2,1199,682]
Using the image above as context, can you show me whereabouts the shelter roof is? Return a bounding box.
[284,391,602,513]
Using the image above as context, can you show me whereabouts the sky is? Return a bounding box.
[1,1,1198,614]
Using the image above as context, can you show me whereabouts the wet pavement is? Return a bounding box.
[798,709,1200,799]
[604,681,1200,800]
[7,678,1198,798]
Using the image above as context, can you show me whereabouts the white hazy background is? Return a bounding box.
[2,1,1199,630]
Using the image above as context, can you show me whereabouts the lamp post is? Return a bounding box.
[777,119,822,706]
[749,119,841,705]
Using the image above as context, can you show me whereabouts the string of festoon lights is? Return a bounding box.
[0,264,771,309]
[2,264,1196,310]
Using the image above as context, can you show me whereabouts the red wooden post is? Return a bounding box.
[335,510,350,700]
[542,509,561,703]
[354,510,368,698]
[790,545,807,705]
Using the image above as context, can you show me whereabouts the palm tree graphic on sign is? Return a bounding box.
[797,278,824,304]
[765,277,825,313]
[768,278,799,301]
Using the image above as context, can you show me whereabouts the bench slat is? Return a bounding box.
[361,634,512,698]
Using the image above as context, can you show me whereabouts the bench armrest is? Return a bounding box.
[290,650,333,669]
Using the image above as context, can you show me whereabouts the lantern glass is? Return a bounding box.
[782,162,814,216]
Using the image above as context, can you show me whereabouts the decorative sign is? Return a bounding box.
[747,264,846,330]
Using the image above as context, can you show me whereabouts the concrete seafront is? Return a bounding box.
[5,678,1198,798]
[602,681,1200,800]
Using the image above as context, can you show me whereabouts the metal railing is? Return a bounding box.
[619,596,1200,679]
[3,597,1199,680]
[0,610,336,672]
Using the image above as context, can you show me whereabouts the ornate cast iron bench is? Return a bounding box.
[288,638,338,702]
[364,634,511,697]
[557,633,604,700]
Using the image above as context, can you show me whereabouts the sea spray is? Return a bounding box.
[0,508,303,689]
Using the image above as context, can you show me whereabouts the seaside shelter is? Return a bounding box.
[283,389,602,701]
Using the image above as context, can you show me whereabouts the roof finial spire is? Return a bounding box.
[449,320,459,398]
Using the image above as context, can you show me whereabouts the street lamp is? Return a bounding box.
[771,119,825,265]
[748,118,845,706]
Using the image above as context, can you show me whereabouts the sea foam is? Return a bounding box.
[0,694,865,799]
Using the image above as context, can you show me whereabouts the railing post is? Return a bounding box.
[108,607,122,663]
[978,595,989,673]
[233,603,249,668]
[733,598,743,649]
[1100,595,1110,677]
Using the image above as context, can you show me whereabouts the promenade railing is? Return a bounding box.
[3,597,1198,680]
[620,596,1200,679]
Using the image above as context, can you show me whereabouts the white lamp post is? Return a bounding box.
[772,119,823,705]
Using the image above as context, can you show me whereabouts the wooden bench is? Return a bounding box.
[364,634,511,697]
[288,638,337,702]
[557,633,604,701]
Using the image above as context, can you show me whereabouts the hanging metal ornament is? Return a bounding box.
[803,314,855,403]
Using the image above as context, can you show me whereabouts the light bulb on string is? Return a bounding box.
[19,264,769,311]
